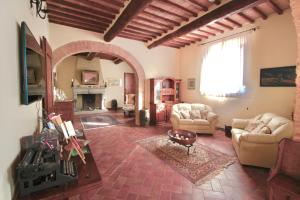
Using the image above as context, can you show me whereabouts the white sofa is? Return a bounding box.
[231,113,293,168]
[170,103,218,134]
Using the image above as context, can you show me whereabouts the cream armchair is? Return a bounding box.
[231,113,293,168]
[170,103,218,134]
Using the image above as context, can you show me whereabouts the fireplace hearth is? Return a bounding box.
[82,94,103,111]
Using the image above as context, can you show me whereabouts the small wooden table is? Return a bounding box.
[167,129,197,155]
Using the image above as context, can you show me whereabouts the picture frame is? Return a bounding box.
[187,78,196,90]
[107,78,121,87]
[260,66,296,87]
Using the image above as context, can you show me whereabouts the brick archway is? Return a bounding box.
[52,40,146,125]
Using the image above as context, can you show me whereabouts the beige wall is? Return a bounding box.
[179,10,297,126]
[56,56,133,108]
[0,1,48,199]
[101,60,133,108]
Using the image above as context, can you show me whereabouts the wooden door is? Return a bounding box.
[124,73,136,101]
[41,36,53,114]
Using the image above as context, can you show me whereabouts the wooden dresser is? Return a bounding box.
[53,100,74,122]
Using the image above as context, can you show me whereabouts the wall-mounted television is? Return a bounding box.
[81,70,99,85]
[20,22,45,105]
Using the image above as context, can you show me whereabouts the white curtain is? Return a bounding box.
[200,35,247,97]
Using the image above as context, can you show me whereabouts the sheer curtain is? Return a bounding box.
[200,35,247,97]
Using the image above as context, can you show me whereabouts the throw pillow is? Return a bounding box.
[190,110,201,119]
[250,121,266,134]
[180,110,190,119]
[200,110,208,120]
[260,126,271,134]
[245,120,259,132]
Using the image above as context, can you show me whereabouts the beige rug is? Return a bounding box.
[137,135,235,185]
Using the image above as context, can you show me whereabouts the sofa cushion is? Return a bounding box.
[191,104,207,111]
[260,113,275,124]
[190,110,201,119]
[200,110,209,120]
[179,119,193,125]
[267,117,287,132]
[250,121,266,134]
[245,120,260,132]
[193,119,209,125]
[180,110,190,119]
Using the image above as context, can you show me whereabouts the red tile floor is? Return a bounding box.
[72,112,269,200]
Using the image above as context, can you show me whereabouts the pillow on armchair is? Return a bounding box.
[125,94,135,105]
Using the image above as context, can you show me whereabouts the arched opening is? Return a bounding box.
[52,41,146,125]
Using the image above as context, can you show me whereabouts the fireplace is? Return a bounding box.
[82,94,102,110]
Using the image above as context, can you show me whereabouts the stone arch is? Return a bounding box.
[52,40,146,125]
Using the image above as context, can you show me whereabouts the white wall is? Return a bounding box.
[101,60,134,108]
[0,1,48,199]
[179,10,297,126]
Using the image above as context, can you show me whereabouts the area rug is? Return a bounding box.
[80,115,120,129]
[137,135,235,185]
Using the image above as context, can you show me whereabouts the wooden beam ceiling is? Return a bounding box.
[148,0,266,49]
[104,0,154,42]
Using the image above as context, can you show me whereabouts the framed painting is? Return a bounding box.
[187,78,196,90]
[260,66,296,87]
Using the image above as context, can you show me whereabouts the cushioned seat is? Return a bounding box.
[231,113,293,168]
[170,103,218,134]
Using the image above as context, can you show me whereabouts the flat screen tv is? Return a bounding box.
[20,22,45,105]
[81,70,99,85]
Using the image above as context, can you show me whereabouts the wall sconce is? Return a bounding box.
[30,0,48,19]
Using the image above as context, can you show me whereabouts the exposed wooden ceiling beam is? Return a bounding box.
[114,58,123,64]
[182,35,202,42]
[147,5,189,21]
[237,12,255,23]
[65,0,120,14]
[148,0,265,49]
[49,19,104,33]
[130,21,167,33]
[47,0,115,20]
[175,37,195,44]
[123,28,158,38]
[266,0,283,15]
[87,0,125,10]
[187,0,208,12]
[215,21,233,30]
[190,32,209,39]
[142,11,181,26]
[207,25,224,33]
[224,17,242,27]
[156,0,197,17]
[252,6,267,19]
[198,29,216,36]
[48,12,109,28]
[209,0,221,5]
[47,4,112,24]
[126,25,162,36]
[163,43,181,49]
[104,0,153,42]
[49,15,107,31]
[121,30,154,39]
[118,33,149,42]
[135,16,173,29]
[165,41,186,47]
[86,52,97,60]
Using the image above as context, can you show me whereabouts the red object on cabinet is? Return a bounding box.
[150,77,181,125]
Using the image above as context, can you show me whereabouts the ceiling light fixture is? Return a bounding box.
[30,0,48,19]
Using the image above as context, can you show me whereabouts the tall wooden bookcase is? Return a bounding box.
[150,77,181,125]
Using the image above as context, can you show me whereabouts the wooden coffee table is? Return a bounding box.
[167,129,197,155]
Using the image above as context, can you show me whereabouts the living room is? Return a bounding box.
[1,0,300,199]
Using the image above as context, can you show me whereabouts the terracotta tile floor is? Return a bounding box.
[72,113,269,200]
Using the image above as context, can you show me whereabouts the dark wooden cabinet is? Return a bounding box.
[53,100,74,122]
[150,77,181,125]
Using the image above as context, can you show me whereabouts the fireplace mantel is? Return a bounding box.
[73,86,105,100]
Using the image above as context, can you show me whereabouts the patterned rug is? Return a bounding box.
[80,114,120,129]
[137,135,235,185]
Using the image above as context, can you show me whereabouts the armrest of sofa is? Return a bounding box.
[170,112,181,122]
[232,118,250,129]
[207,112,218,122]
[240,133,277,144]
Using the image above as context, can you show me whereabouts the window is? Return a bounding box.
[200,35,247,97]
